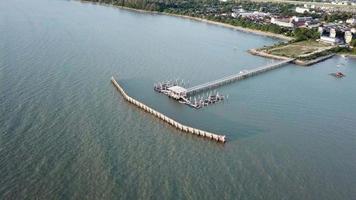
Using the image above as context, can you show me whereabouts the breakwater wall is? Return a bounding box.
[294,53,335,66]
[111,77,226,143]
[249,48,336,66]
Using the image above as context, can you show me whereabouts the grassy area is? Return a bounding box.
[264,40,333,58]
[335,47,356,55]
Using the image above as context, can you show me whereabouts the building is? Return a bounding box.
[231,9,270,19]
[271,16,315,28]
[331,1,350,5]
[304,19,320,28]
[271,17,294,28]
[292,16,313,22]
[240,11,270,18]
[167,86,187,100]
[319,24,353,45]
[232,8,245,14]
[346,18,356,25]
[296,7,310,14]
[345,28,356,44]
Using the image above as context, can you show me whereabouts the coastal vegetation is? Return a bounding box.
[334,46,356,55]
[83,0,320,40]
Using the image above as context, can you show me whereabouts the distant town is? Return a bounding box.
[85,0,356,62]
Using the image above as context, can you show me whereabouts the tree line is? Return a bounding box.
[83,0,321,40]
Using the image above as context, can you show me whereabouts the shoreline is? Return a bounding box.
[80,1,293,41]
[248,48,291,60]
[339,53,356,58]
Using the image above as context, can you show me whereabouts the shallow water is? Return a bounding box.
[0,0,355,199]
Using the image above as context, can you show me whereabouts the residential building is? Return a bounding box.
[296,7,310,14]
[345,28,356,44]
[319,24,353,45]
[231,10,270,19]
[271,16,315,28]
[346,18,356,25]
[271,17,294,28]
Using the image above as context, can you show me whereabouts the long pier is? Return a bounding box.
[111,77,226,143]
[186,59,294,95]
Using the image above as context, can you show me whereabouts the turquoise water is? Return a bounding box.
[0,0,355,199]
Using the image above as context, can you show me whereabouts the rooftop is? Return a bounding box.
[168,86,187,94]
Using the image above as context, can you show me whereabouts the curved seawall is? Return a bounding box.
[111,77,226,143]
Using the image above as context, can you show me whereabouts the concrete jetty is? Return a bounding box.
[111,77,226,143]
[186,58,294,95]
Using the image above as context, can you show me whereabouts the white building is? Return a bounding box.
[231,9,269,18]
[296,7,310,14]
[345,31,354,44]
[291,16,313,22]
[305,20,320,28]
[271,16,314,28]
[271,17,294,28]
[346,18,356,25]
[239,11,270,18]
[167,86,187,100]
[345,28,356,44]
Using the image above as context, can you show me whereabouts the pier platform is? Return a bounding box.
[186,58,295,95]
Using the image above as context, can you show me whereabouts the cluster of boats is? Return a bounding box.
[154,80,185,93]
[153,80,226,109]
[184,92,226,109]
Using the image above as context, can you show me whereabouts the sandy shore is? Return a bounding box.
[81,1,293,41]
[248,48,291,60]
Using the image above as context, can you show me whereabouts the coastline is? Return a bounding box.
[80,0,341,66]
[248,48,291,60]
[80,1,293,41]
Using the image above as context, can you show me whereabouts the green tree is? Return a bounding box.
[351,39,356,48]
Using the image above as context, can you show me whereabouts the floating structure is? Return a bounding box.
[111,76,226,143]
[154,82,226,109]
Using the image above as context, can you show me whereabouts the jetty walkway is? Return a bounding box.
[186,58,294,95]
[111,77,226,143]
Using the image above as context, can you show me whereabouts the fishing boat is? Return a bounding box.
[335,72,345,78]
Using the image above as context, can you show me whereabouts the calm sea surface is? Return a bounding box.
[1,0,355,199]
